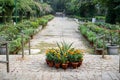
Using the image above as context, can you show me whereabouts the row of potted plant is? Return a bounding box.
[95,22,120,30]
[79,22,120,55]
[45,41,84,69]
[0,15,54,54]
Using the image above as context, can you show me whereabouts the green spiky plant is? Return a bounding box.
[56,41,73,55]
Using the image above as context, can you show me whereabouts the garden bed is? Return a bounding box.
[0,15,54,54]
[78,22,120,54]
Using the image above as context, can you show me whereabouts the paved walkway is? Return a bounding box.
[0,17,120,80]
[28,17,89,54]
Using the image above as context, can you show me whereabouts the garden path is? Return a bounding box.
[0,17,119,80]
[26,17,89,54]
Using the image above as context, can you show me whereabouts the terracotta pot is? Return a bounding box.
[48,61,54,67]
[62,63,68,70]
[71,62,78,69]
[96,50,103,55]
[90,42,94,47]
[77,61,82,67]
[55,63,61,69]
[68,62,72,67]
[46,59,50,65]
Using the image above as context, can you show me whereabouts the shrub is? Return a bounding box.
[38,18,48,27]
[0,14,54,54]
[31,22,39,28]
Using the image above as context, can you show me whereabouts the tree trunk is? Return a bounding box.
[2,12,6,24]
[27,12,31,19]
[5,8,14,23]
[19,11,23,22]
[105,8,116,24]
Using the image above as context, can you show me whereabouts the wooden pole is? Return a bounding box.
[6,43,9,72]
[118,31,120,73]
[119,54,120,73]
[21,34,24,58]
[102,35,105,58]
[29,38,31,55]
[94,39,97,54]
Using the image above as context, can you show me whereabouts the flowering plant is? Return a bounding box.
[45,41,84,68]
[67,48,84,62]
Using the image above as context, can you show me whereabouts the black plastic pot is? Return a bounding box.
[0,44,6,55]
[107,45,119,55]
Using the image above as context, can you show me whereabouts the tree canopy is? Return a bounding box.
[0,0,53,23]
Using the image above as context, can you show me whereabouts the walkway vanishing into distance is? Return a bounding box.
[0,17,119,80]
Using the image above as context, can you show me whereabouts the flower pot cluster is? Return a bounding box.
[45,42,84,69]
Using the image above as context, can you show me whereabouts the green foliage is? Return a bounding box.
[74,16,92,22]
[95,22,120,30]
[31,22,39,28]
[61,55,68,64]
[56,41,73,55]
[9,38,22,53]
[79,22,119,50]
[79,2,96,17]
[46,42,84,64]
[96,0,120,24]
[95,16,105,21]
[96,40,103,48]
[38,18,48,27]
[87,31,96,42]
[0,0,53,23]
[0,14,54,54]
[68,49,83,62]
[46,52,54,61]
[79,25,88,35]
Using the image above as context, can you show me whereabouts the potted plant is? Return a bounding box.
[0,37,6,55]
[46,49,55,67]
[45,41,84,69]
[95,39,104,55]
[61,55,68,70]
[107,31,119,55]
[68,49,84,69]
[53,52,61,69]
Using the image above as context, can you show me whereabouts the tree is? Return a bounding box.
[0,0,53,23]
[0,0,15,23]
[95,0,120,24]
[65,0,96,17]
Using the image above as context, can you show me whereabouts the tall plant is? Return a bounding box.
[56,41,73,55]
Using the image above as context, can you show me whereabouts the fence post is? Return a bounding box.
[6,43,9,72]
[21,34,24,58]
[102,35,105,58]
[118,30,120,73]
[119,54,120,73]
[29,38,31,55]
